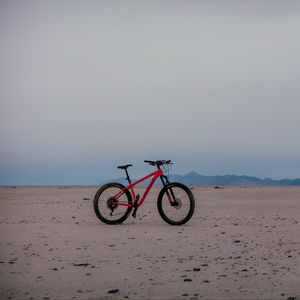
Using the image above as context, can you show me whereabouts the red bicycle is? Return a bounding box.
[94,160,195,225]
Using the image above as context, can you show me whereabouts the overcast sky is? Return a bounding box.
[1,1,300,184]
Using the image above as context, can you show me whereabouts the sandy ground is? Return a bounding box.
[0,186,299,300]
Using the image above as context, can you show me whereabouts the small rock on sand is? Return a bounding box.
[108,289,119,294]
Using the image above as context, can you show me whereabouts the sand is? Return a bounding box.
[0,186,299,300]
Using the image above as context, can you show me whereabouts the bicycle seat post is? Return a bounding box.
[125,169,131,183]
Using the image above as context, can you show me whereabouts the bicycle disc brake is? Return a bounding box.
[171,198,182,209]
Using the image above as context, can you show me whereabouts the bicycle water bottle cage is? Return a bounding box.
[135,194,140,204]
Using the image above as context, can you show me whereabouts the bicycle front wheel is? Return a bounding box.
[157,182,195,225]
[94,182,132,225]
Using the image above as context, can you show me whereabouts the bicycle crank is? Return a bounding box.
[132,194,140,218]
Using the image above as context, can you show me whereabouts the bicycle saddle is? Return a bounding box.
[117,164,133,170]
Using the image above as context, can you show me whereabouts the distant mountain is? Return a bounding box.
[105,172,300,186]
[170,171,300,186]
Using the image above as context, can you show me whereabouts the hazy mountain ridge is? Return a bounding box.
[107,171,300,186]
[170,171,300,186]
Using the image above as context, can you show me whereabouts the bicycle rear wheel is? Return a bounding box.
[157,182,195,225]
[94,182,132,224]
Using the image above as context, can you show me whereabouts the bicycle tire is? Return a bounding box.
[157,182,195,225]
[94,182,132,225]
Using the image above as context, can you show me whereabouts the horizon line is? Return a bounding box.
[1,171,300,186]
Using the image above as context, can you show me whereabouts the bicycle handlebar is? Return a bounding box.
[144,160,172,166]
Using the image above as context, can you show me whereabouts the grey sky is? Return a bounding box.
[1,1,300,184]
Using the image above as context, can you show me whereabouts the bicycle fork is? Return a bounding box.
[161,175,177,205]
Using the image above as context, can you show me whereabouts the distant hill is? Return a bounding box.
[169,171,300,186]
[106,171,300,186]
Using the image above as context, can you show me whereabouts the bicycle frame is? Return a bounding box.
[112,168,164,207]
